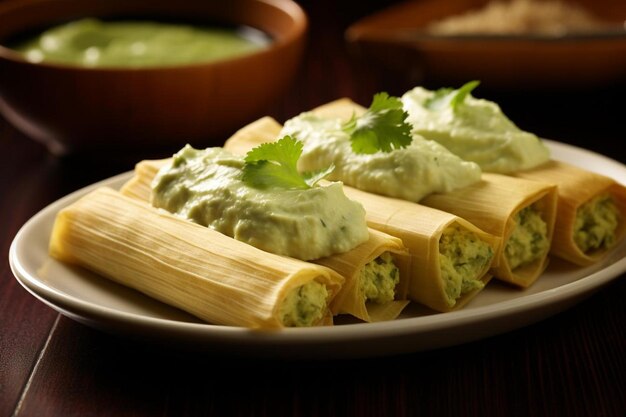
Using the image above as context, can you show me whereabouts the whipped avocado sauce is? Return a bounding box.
[505,205,549,270]
[402,86,550,174]
[151,145,369,261]
[13,18,266,68]
[574,194,620,253]
[280,281,328,327]
[281,113,482,202]
[439,226,493,307]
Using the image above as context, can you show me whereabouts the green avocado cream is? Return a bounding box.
[505,205,549,270]
[151,145,369,261]
[280,281,329,327]
[402,86,550,174]
[359,252,400,304]
[439,226,493,307]
[574,194,620,253]
[281,113,482,202]
[12,18,266,68]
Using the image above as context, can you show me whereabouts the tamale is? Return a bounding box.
[49,188,344,328]
[315,229,411,321]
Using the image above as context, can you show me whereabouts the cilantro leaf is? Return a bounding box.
[342,92,412,155]
[424,80,480,111]
[302,165,335,188]
[242,136,333,190]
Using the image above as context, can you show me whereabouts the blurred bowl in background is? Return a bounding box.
[0,0,307,155]
[346,0,626,90]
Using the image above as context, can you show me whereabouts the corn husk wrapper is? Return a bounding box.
[517,160,626,265]
[222,115,501,312]
[422,173,558,288]
[49,187,344,328]
[121,162,410,323]
[313,98,366,119]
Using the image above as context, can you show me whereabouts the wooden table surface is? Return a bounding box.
[1,1,625,416]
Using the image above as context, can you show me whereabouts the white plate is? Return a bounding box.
[9,140,626,358]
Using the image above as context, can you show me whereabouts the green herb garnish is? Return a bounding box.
[242,136,334,190]
[424,80,480,111]
[342,92,412,155]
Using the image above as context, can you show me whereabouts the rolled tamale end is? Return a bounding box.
[517,160,626,266]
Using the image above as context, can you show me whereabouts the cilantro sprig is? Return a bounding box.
[342,92,412,155]
[424,80,480,112]
[242,136,334,190]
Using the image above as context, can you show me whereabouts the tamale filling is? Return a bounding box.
[280,281,329,327]
[574,194,619,253]
[505,205,549,270]
[358,252,400,304]
[439,226,493,306]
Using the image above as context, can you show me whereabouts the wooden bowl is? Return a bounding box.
[346,0,626,90]
[0,0,307,155]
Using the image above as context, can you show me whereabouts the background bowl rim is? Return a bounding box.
[0,0,308,72]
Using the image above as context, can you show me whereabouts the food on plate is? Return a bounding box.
[45,81,626,327]
[278,93,481,202]
[274,97,558,287]
[400,81,626,266]
[11,18,267,68]
[121,142,411,323]
[223,115,501,311]
[48,187,344,328]
[517,161,626,265]
[426,0,613,36]
[401,81,550,174]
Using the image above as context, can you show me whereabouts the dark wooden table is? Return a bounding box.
[1,1,625,416]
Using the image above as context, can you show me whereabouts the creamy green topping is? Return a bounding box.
[280,113,482,202]
[359,252,400,304]
[151,145,369,261]
[439,226,493,307]
[402,86,550,174]
[280,281,329,327]
[505,205,549,270]
[574,194,620,253]
[12,18,266,68]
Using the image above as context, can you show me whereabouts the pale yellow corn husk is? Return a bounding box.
[121,164,411,323]
[224,116,284,155]
[312,98,366,120]
[221,116,501,312]
[517,160,626,265]
[120,158,168,201]
[223,114,283,151]
[49,187,344,329]
[422,173,558,288]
